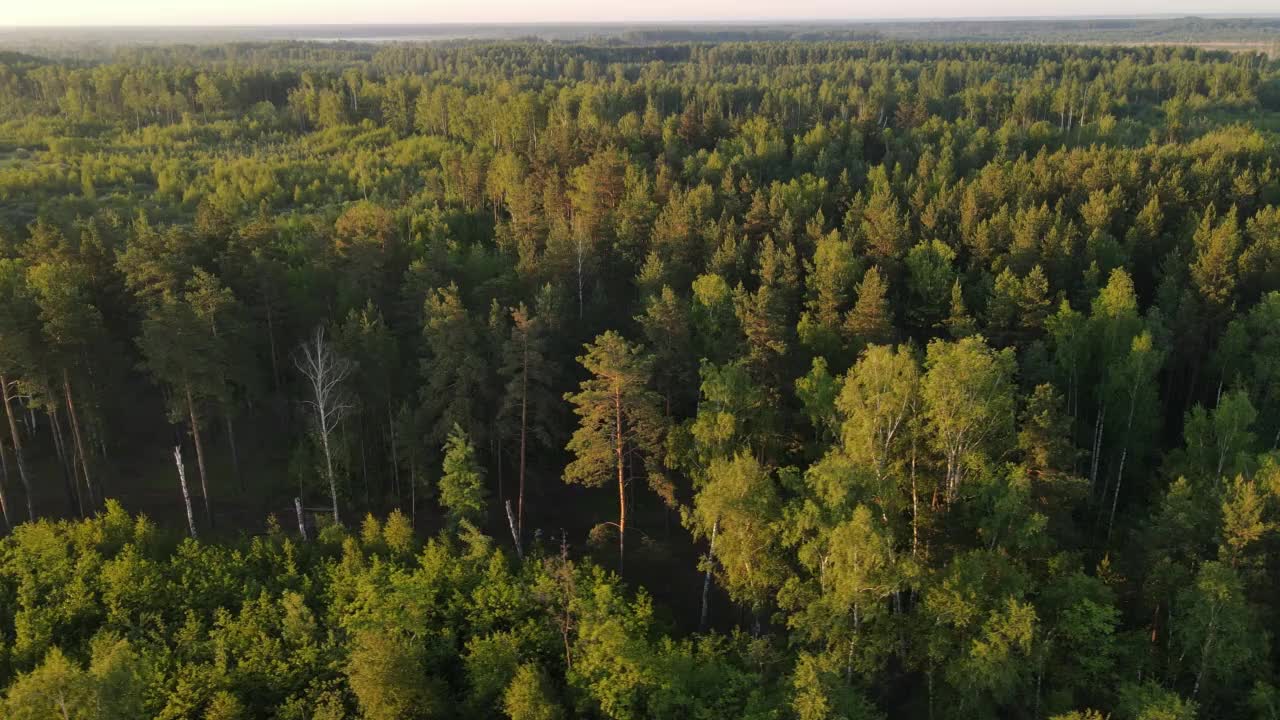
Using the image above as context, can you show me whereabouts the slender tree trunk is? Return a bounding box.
[505,499,523,559]
[360,431,369,509]
[186,386,212,528]
[320,417,339,525]
[1108,446,1129,542]
[615,384,626,576]
[1107,391,1139,542]
[2,376,33,521]
[225,411,241,491]
[699,520,718,631]
[388,409,401,509]
[576,236,585,320]
[173,445,197,539]
[295,497,308,541]
[1193,605,1219,698]
[50,409,80,516]
[63,370,94,509]
[265,296,281,391]
[1089,405,1105,496]
[0,436,11,531]
[910,437,920,557]
[518,332,528,537]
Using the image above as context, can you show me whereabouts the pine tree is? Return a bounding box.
[439,424,487,529]
[421,283,490,446]
[844,266,894,352]
[563,331,664,574]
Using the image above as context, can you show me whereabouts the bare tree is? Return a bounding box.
[295,326,353,526]
[173,445,197,539]
[2,375,34,521]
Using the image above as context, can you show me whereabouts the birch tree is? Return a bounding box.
[921,336,1017,505]
[296,325,354,525]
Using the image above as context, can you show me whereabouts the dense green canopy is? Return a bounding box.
[0,36,1278,719]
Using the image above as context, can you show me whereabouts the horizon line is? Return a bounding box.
[6,13,1280,30]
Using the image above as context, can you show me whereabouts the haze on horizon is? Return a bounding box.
[6,0,1280,27]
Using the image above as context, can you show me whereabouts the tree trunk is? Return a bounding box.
[225,410,241,491]
[2,375,34,521]
[1108,446,1128,542]
[63,370,95,509]
[295,496,308,541]
[320,417,340,526]
[360,430,369,509]
[50,409,80,516]
[699,520,718,631]
[173,445,197,539]
[388,409,401,509]
[1107,391,1139,542]
[409,452,417,527]
[265,296,281,391]
[576,236,585,320]
[186,386,212,528]
[614,383,626,576]
[0,436,11,531]
[1193,604,1219,697]
[910,437,920,557]
[505,499,523,559]
[518,332,528,537]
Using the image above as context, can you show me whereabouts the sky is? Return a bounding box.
[5,0,1279,26]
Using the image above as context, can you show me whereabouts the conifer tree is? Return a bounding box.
[563,331,664,574]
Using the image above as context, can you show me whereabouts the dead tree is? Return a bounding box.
[295,326,353,526]
[505,499,523,559]
[173,445,197,539]
[295,497,308,541]
[2,375,34,521]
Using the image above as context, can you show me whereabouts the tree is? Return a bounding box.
[440,424,487,529]
[905,239,957,332]
[421,283,490,447]
[860,180,910,266]
[25,229,108,513]
[1175,561,1264,699]
[336,302,401,508]
[734,237,799,386]
[563,331,664,574]
[791,651,881,720]
[137,270,243,527]
[1103,329,1165,540]
[637,286,696,414]
[689,453,786,614]
[845,266,894,352]
[1189,205,1240,322]
[503,663,562,720]
[798,231,858,361]
[295,326,354,525]
[498,303,558,538]
[2,635,142,720]
[837,344,924,549]
[921,336,1017,504]
[0,261,38,520]
[346,629,443,720]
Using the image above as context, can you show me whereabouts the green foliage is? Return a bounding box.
[0,35,1278,720]
[439,424,487,529]
[503,663,562,720]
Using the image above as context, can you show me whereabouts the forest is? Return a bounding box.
[0,37,1279,719]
